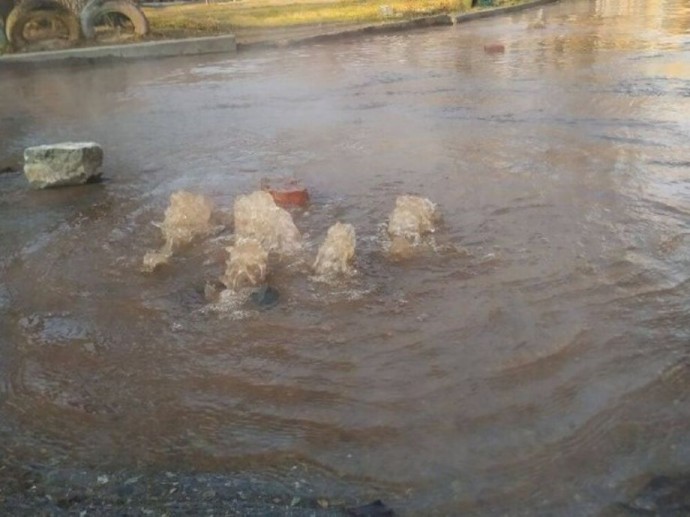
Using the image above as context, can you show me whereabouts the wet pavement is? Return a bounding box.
[1,0,690,514]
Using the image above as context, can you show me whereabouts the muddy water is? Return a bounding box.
[1,0,690,514]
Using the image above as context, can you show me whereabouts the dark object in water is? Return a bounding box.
[346,500,395,517]
[260,177,310,208]
[615,475,690,516]
[484,43,505,53]
[250,285,279,309]
[204,279,225,302]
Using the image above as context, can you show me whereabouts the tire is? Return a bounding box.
[6,0,80,48]
[0,19,7,51]
[0,0,13,23]
[80,0,147,40]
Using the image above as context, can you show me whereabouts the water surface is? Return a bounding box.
[1,0,689,514]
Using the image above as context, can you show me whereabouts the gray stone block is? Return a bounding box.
[24,142,104,189]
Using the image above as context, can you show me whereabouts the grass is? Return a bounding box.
[144,0,472,37]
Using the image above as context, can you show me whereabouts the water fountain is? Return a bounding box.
[386,195,439,258]
[201,190,305,312]
[142,190,214,271]
[221,237,268,290]
[313,222,356,279]
[233,190,301,255]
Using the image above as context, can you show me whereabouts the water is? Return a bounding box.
[1,0,690,514]
[234,190,302,254]
[387,195,439,258]
[313,222,356,278]
[142,190,215,271]
[222,237,269,290]
[388,195,438,241]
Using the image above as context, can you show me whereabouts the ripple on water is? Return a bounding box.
[2,0,690,513]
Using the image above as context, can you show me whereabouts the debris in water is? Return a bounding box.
[484,43,505,53]
[23,142,103,189]
[313,222,356,278]
[142,191,214,272]
[250,285,280,309]
[261,177,310,207]
[221,238,268,290]
[347,499,395,517]
[234,190,301,255]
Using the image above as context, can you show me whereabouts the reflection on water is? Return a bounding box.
[1,0,690,514]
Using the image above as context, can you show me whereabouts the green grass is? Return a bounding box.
[144,0,471,37]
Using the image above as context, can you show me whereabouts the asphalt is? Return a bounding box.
[0,0,558,65]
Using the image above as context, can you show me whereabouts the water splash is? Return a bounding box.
[233,191,301,255]
[313,222,356,279]
[384,195,440,259]
[158,191,215,249]
[388,195,438,240]
[142,248,173,272]
[143,191,214,271]
[221,238,268,290]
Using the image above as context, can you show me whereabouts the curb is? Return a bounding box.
[0,19,7,53]
[0,34,236,65]
[238,14,453,51]
[0,0,556,65]
[455,0,558,23]
[239,0,558,51]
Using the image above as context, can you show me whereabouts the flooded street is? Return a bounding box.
[1,0,690,514]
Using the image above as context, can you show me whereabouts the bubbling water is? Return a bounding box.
[140,190,441,299]
[233,191,302,255]
[385,195,439,258]
[143,191,215,271]
[142,248,173,272]
[387,195,438,241]
[221,238,268,290]
[159,191,215,248]
[313,222,356,279]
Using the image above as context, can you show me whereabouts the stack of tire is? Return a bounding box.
[0,0,148,51]
[0,18,8,51]
[0,0,11,50]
